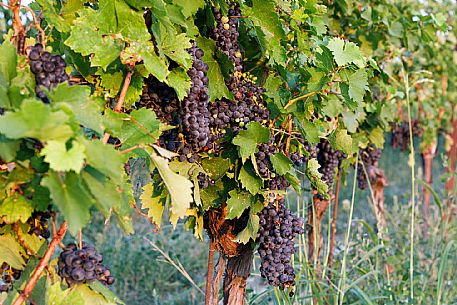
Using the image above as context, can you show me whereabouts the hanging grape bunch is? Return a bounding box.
[390,120,423,151]
[28,43,69,103]
[257,197,304,289]
[179,43,211,158]
[357,146,382,190]
[317,139,344,192]
[0,263,22,292]
[58,243,114,286]
[27,211,51,239]
[290,135,319,167]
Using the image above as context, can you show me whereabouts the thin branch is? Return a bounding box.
[14,223,36,256]
[284,91,317,109]
[132,202,158,232]
[12,221,68,305]
[20,5,45,43]
[205,240,215,305]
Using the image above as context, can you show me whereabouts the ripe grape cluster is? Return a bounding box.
[28,43,69,103]
[390,120,422,151]
[255,139,277,179]
[317,140,344,191]
[357,146,382,190]
[58,243,114,286]
[27,211,51,239]
[257,197,304,289]
[290,141,319,167]
[0,263,21,292]
[197,172,215,189]
[212,3,243,71]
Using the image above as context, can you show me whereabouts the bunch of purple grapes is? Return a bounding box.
[391,120,422,151]
[0,263,21,292]
[357,146,382,190]
[28,43,69,103]
[27,211,51,239]
[58,243,114,286]
[257,197,304,289]
[317,140,344,191]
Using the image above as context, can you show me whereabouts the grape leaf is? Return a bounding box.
[201,157,230,181]
[0,135,20,162]
[348,69,369,103]
[196,37,231,102]
[235,212,260,244]
[174,0,205,18]
[329,129,353,155]
[89,281,125,305]
[0,99,74,141]
[158,32,192,69]
[226,190,252,219]
[65,8,123,70]
[150,154,193,219]
[0,194,33,224]
[239,161,263,195]
[232,122,270,161]
[16,223,45,254]
[368,127,385,147]
[45,282,85,305]
[306,158,328,196]
[327,37,364,67]
[81,139,125,185]
[138,42,169,82]
[41,140,86,173]
[166,68,191,101]
[114,0,150,42]
[120,109,162,147]
[270,152,293,176]
[0,41,17,84]
[244,0,286,65]
[49,83,105,134]
[0,235,26,270]
[72,284,121,305]
[36,0,71,32]
[42,171,94,235]
[140,183,164,228]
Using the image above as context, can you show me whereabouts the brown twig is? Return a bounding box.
[132,202,158,232]
[51,214,65,249]
[20,5,45,43]
[12,221,68,305]
[284,91,317,109]
[205,240,215,305]
[328,170,341,276]
[285,118,293,156]
[14,223,36,256]
[102,64,135,144]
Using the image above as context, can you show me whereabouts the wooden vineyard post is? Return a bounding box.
[421,141,437,225]
[307,194,330,268]
[445,115,457,199]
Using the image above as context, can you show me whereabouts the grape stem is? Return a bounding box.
[102,64,135,144]
[20,5,46,43]
[12,221,68,305]
[14,223,36,256]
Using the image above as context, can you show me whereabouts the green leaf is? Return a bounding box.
[81,139,125,185]
[235,212,259,244]
[368,127,385,147]
[140,183,164,228]
[138,42,169,82]
[166,68,191,101]
[41,140,86,173]
[119,108,162,147]
[89,281,125,305]
[244,0,286,65]
[0,41,17,84]
[65,8,123,70]
[347,69,369,103]
[306,158,328,195]
[329,129,353,155]
[174,0,205,17]
[49,83,105,134]
[232,122,270,161]
[0,135,21,162]
[201,157,230,181]
[0,99,74,141]
[239,161,263,195]
[42,171,94,235]
[270,152,293,176]
[195,37,231,101]
[72,284,121,305]
[226,190,252,219]
[45,281,85,305]
[327,37,364,67]
[0,194,33,224]
[36,0,71,32]
[158,33,192,69]
[0,235,26,270]
[150,154,193,219]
